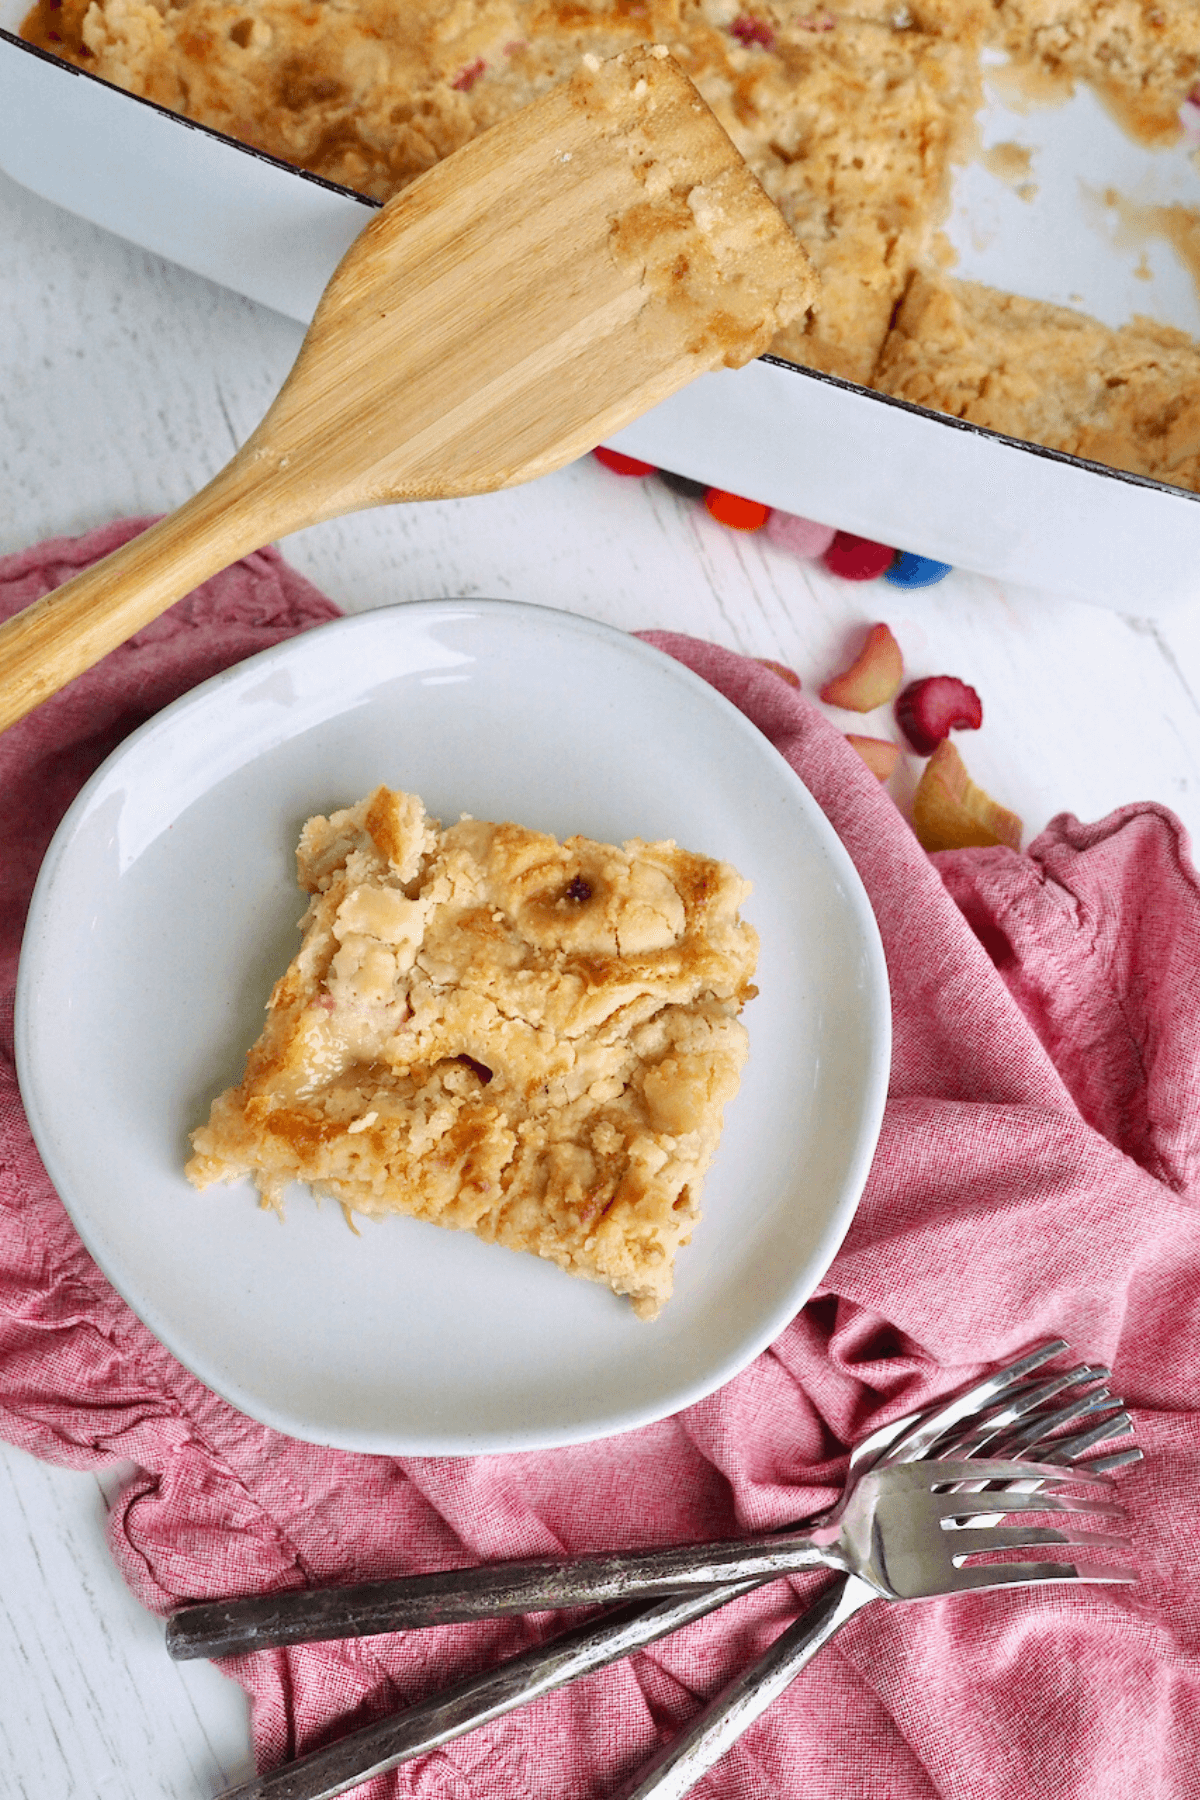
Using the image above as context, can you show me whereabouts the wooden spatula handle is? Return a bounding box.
[0,449,297,733]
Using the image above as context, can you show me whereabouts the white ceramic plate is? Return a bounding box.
[16,601,889,1454]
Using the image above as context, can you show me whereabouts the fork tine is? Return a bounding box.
[938,1465,1112,1498]
[932,1490,1126,1521]
[940,1451,1140,1523]
[845,1364,1073,1478]
[948,1399,1107,1469]
[1042,1412,1135,1462]
[990,1390,1117,1455]
[921,1457,1117,1488]
[1084,1447,1143,1475]
[947,1523,1131,1558]
[886,1341,1069,1462]
[942,1559,1138,1593]
[943,1366,1110,1458]
[940,1411,1138,1502]
[1008,1365,1109,1404]
[952,1363,1103,1425]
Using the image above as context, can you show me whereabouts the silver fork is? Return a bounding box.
[346,1453,1126,1610]
[169,1339,1099,1660]
[613,1369,1140,1799]
[186,1458,1126,1635]
[207,1343,1136,1800]
[178,1421,1129,1636]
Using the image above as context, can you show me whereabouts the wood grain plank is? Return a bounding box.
[0,1443,254,1797]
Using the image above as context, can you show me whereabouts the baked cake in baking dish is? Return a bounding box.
[991,0,1200,146]
[21,0,1200,483]
[874,272,1200,491]
[185,787,759,1319]
[19,0,990,385]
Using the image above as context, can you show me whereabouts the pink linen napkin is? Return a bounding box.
[1,521,1198,1799]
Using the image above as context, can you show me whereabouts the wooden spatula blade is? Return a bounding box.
[0,47,815,731]
[256,45,816,510]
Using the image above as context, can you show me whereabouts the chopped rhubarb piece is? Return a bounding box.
[895,675,983,754]
[705,489,770,531]
[730,14,775,47]
[819,622,904,712]
[451,57,486,90]
[593,447,656,477]
[911,741,1022,853]
[846,734,900,780]
[756,658,801,689]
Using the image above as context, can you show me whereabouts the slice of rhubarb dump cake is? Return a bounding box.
[186,786,759,1318]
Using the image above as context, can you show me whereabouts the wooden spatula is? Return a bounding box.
[0,47,813,733]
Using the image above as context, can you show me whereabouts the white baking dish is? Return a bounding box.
[2,7,1198,609]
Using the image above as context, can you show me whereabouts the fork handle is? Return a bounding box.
[611,1575,875,1800]
[167,1532,834,1658]
[213,1581,764,1800]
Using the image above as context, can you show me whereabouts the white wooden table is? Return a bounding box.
[2,162,1199,1797]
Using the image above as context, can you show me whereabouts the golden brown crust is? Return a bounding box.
[186,787,758,1318]
[564,47,818,367]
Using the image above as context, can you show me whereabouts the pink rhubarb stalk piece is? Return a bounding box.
[911,741,1022,852]
[846,735,900,780]
[819,623,904,712]
[895,675,983,755]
